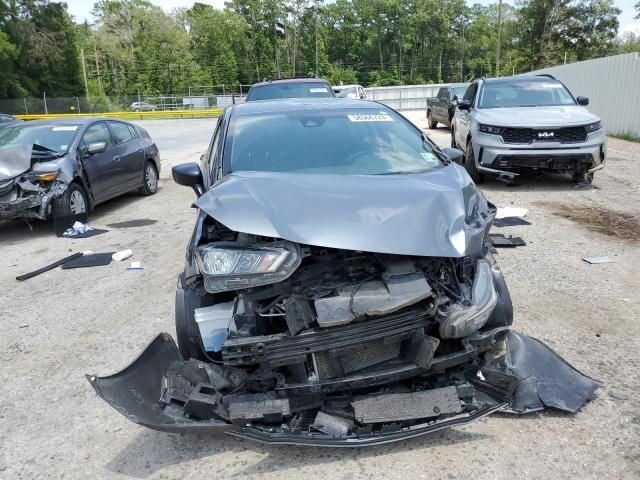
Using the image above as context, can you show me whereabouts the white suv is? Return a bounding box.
[451,75,606,184]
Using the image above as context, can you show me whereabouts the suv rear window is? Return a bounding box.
[246,82,334,101]
[479,80,575,108]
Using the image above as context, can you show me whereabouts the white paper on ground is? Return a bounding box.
[496,207,529,219]
[582,256,611,264]
[113,249,133,261]
[127,261,144,270]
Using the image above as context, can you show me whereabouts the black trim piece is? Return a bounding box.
[226,403,506,447]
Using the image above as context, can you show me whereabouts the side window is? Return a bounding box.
[109,122,134,145]
[200,117,221,179]
[127,125,139,139]
[81,122,112,151]
[437,88,446,99]
[464,83,478,105]
[209,119,223,176]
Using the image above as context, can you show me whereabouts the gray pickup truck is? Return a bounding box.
[426,84,469,129]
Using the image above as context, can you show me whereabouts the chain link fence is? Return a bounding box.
[0,85,252,115]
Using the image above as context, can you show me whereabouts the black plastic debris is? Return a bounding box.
[61,253,115,269]
[16,252,83,281]
[493,217,532,227]
[489,234,526,248]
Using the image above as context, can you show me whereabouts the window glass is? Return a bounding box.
[109,122,134,144]
[127,125,139,138]
[463,83,477,102]
[478,80,576,108]
[82,123,112,149]
[228,108,444,175]
[246,82,334,101]
[451,86,467,99]
[0,124,79,153]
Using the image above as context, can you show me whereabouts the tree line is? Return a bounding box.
[1,0,639,99]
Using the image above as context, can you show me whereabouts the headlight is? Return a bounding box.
[25,171,59,182]
[585,121,601,133]
[196,241,301,293]
[478,124,505,135]
[439,260,498,339]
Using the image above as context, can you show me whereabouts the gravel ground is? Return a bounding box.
[1,115,639,479]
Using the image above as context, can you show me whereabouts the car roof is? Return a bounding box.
[230,98,387,116]
[20,117,123,126]
[481,75,558,84]
[250,78,331,88]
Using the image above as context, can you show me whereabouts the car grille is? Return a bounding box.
[500,126,587,144]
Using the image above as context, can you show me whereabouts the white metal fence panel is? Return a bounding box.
[366,83,468,110]
[526,53,640,136]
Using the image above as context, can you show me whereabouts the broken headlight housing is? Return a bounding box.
[196,241,301,293]
[439,260,498,339]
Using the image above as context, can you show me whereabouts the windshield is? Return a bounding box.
[246,82,334,101]
[479,80,575,108]
[0,124,78,154]
[227,108,444,175]
[451,87,467,99]
[335,86,357,98]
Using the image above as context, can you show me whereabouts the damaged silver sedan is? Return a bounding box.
[89,99,598,446]
[0,118,159,221]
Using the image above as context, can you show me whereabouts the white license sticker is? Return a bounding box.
[347,114,393,122]
[421,152,439,163]
[310,88,328,93]
[52,126,78,131]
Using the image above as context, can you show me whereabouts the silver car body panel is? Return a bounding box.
[195,164,495,258]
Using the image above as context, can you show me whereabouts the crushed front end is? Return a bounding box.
[0,145,71,220]
[89,222,599,446]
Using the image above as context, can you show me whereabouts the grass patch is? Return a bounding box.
[610,131,640,143]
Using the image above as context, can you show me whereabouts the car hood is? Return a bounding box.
[476,106,598,127]
[195,164,494,257]
[0,145,33,182]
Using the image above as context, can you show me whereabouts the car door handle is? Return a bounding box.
[113,155,121,162]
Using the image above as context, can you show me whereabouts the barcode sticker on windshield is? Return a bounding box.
[52,126,78,131]
[347,114,393,122]
[310,88,328,93]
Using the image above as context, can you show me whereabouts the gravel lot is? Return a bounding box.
[1,114,639,479]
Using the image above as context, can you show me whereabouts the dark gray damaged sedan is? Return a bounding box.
[0,117,159,220]
[89,99,598,447]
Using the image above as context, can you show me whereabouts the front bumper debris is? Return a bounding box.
[88,329,599,447]
[0,180,67,220]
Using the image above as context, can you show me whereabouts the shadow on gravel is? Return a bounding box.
[480,171,596,193]
[105,428,489,478]
[0,218,56,242]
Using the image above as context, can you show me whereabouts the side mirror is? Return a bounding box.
[87,142,106,155]
[173,162,204,196]
[457,100,471,111]
[576,96,589,106]
[442,147,464,164]
[452,95,458,102]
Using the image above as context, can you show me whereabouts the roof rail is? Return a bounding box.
[535,73,556,79]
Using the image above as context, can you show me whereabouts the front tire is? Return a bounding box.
[427,110,438,129]
[52,182,88,217]
[139,161,158,196]
[464,140,484,184]
[451,127,457,148]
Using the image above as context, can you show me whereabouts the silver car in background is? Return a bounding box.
[451,75,606,184]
